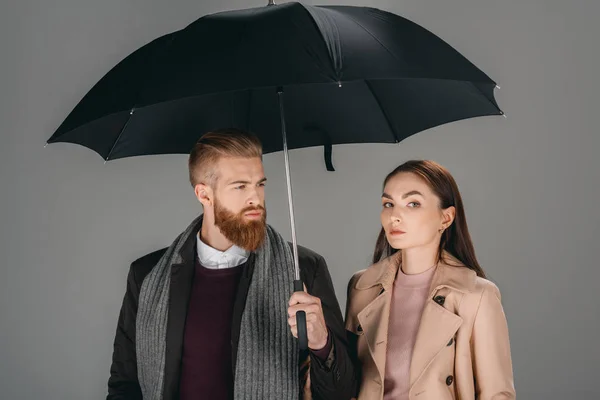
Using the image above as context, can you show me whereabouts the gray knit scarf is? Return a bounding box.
[135,215,299,400]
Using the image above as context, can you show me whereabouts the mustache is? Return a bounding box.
[239,205,265,214]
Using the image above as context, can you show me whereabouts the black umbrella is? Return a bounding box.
[47,1,502,350]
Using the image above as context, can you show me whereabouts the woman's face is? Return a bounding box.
[380,172,454,251]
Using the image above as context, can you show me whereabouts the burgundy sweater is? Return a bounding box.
[179,258,246,400]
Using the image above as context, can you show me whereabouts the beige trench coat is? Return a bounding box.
[345,251,516,400]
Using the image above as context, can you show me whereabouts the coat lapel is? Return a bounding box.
[357,290,391,382]
[355,252,401,382]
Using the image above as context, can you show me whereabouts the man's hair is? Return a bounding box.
[188,128,263,188]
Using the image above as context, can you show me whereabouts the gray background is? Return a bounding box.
[1,0,599,398]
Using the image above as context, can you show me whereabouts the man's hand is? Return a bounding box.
[287,291,329,350]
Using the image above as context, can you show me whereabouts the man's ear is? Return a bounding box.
[194,183,213,207]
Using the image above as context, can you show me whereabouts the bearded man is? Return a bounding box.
[107,128,356,400]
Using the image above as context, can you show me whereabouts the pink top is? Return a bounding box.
[383,265,436,400]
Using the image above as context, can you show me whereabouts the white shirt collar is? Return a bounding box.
[196,233,250,269]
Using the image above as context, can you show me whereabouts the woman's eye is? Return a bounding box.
[407,201,420,208]
[383,202,393,208]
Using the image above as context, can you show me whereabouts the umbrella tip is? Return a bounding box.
[500,111,507,118]
[44,142,48,148]
[496,84,501,90]
[267,0,275,5]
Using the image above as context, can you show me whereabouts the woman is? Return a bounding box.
[346,160,515,400]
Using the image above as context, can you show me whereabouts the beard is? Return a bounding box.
[214,198,267,252]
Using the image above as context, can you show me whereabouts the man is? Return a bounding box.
[107,128,356,400]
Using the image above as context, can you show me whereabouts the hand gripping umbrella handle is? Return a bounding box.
[294,279,309,350]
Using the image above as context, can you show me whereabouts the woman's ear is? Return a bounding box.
[442,206,456,230]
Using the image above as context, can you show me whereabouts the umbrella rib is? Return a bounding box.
[471,82,503,114]
[364,80,400,143]
[105,109,134,161]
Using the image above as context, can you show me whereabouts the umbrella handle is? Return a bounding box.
[294,279,309,350]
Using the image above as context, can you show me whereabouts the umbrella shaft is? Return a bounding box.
[277,90,301,281]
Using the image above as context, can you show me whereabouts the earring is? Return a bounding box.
[438,227,445,233]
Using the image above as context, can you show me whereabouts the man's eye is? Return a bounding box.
[258,182,266,187]
[235,185,246,190]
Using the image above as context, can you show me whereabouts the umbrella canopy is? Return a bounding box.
[47,2,501,164]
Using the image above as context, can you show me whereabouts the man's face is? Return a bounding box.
[212,157,267,251]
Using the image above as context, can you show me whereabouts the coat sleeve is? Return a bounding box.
[307,255,358,400]
[107,265,143,400]
[471,282,516,400]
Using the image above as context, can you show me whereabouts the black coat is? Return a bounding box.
[107,230,356,400]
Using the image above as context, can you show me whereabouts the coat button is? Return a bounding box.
[434,295,446,306]
[357,324,363,333]
[446,375,454,385]
[447,338,454,346]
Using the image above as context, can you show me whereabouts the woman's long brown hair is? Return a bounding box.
[372,160,486,278]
